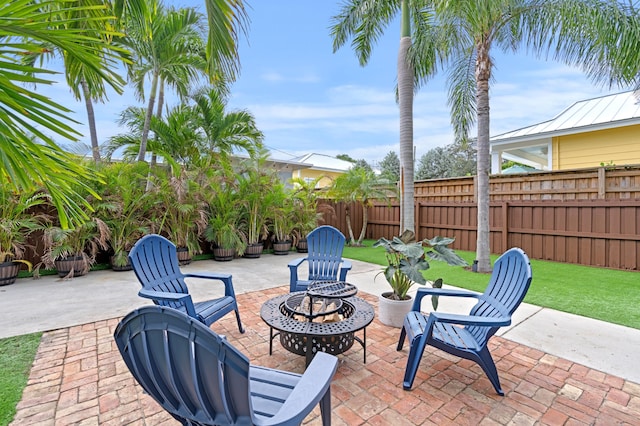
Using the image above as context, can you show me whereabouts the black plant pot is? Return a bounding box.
[55,255,88,278]
[273,240,292,255]
[244,243,264,259]
[213,247,235,262]
[296,238,308,253]
[110,253,133,272]
[0,261,21,286]
[176,247,192,265]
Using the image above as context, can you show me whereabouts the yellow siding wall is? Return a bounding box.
[553,124,640,170]
[292,169,343,188]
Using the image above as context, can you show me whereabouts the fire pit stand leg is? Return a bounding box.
[268,327,280,355]
[354,328,367,363]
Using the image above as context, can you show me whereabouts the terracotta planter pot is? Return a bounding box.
[176,247,192,265]
[243,243,263,259]
[0,261,21,286]
[213,247,235,262]
[55,255,88,278]
[272,240,292,255]
[378,292,413,328]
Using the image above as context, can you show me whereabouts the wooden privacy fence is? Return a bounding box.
[320,165,640,271]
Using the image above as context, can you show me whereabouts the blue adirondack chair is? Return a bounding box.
[288,225,352,292]
[397,247,533,396]
[114,306,338,426]
[129,234,244,333]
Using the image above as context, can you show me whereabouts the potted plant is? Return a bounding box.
[237,153,276,258]
[373,230,468,327]
[41,217,111,278]
[156,172,207,265]
[204,179,246,261]
[269,183,295,255]
[290,177,325,253]
[94,163,151,271]
[0,188,49,285]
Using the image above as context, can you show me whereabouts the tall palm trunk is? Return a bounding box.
[398,0,415,235]
[137,71,159,162]
[81,78,100,163]
[357,205,368,245]
[475,40,492,272]
[345,205,356,245]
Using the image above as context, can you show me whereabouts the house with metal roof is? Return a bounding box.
[288,153,354,187]
[490,90,640,174]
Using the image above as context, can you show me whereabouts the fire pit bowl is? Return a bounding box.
[261,291,375,365]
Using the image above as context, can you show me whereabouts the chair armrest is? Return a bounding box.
[184,272,232,281]
[184,272,236,298]
[138,288,191,303]
[264,352,338,425]
[287,257,307,269]
[430,311,511,327]
[413,287,480,310]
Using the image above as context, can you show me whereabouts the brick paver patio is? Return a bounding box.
[11,286,640,425]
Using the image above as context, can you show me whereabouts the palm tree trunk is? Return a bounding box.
[137,72,158,162]
[475,40,492,272]
[398,0,415,234]
[357,203,368,245]
[345,205,356,245]
[81,78,100,164]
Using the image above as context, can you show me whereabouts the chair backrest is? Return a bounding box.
[129,234,189,310]
[467,247,533,345]
[114,306,253,425]
[306,226,346,281]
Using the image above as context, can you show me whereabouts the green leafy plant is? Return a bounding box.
[156,172,207,256]
[0,187,49,269]
[41,217,110,273]
[374,231,468,307]
[203,176,246,255]
[93,163,151,268]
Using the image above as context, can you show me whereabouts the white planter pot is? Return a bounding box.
[378,292,413,328]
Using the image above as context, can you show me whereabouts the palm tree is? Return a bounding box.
[0,0,125,228]
[190,87,264,168]
[331,1,450,234]
[328,166,395,246]
[331,0,423,235]
[429,0,636,272]
[123,0,208,162]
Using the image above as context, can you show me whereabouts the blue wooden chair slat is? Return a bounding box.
[397,247,533,396]
[129,234,244,333]
[288,226,352,292]
[114,306,338,425]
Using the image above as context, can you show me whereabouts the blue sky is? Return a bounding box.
[45,0,620,165]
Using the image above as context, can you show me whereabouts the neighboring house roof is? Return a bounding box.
[501,164,537,174]
[490,91,640,172]
[288,153,354,173]
[492,90,640,143]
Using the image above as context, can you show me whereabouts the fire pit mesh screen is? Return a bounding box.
[278,299,356,356]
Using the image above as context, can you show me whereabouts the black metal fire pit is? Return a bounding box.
[260,286,375,365]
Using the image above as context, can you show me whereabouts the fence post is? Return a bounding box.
[598,167,606,199]
[501,201,509,253]
[414,199,420,239]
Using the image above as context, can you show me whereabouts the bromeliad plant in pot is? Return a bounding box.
[0,187,49,285]
[374,230,468,327]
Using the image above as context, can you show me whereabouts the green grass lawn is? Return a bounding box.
[343,240,640,330]
[0,332,41,426]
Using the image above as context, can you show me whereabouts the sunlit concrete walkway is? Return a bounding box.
[3,253,640,424]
